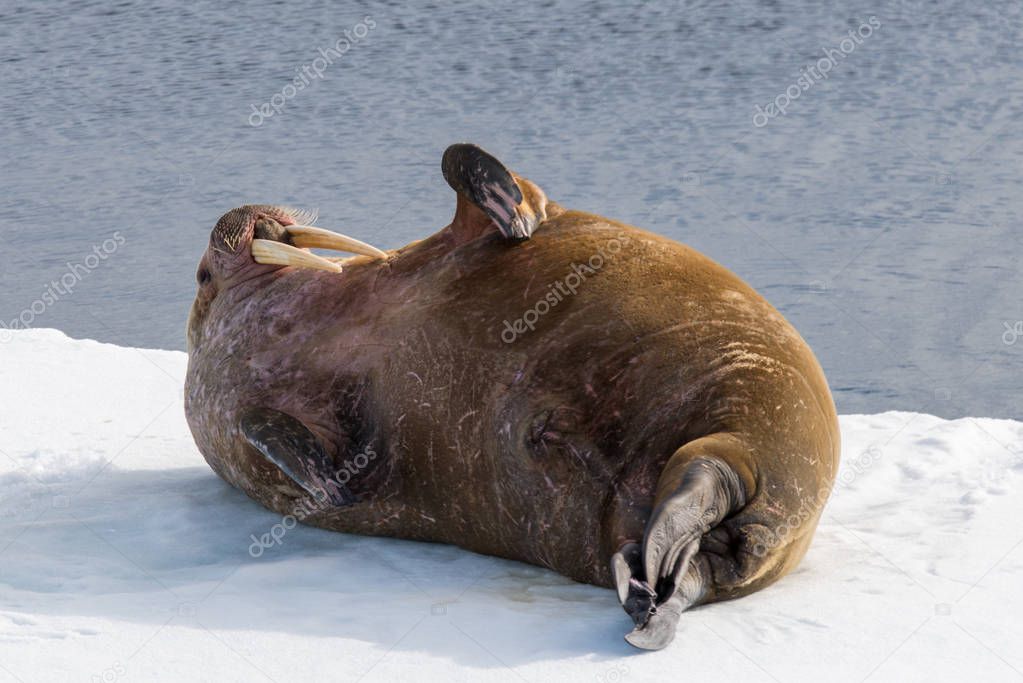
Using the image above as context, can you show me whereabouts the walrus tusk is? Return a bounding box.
[251,239,343,273]
[286,225,388,260]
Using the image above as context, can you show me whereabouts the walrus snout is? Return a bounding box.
[251,220,388,273]
[203,204,389,278]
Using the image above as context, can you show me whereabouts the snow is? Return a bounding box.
[1,329,1021,682]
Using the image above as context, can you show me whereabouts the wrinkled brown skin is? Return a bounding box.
[185,195,840,605]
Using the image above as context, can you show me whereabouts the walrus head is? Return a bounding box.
[187,145,550,352]
[187,204,388,351]
[185,143,552,514]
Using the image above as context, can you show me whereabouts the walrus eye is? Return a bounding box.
[197,268,212,285]
[250,221,388,273]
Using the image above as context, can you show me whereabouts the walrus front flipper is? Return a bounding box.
[441,143,547,243]
[239,407,357,507]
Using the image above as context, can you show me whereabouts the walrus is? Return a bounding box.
[185,143,840,650]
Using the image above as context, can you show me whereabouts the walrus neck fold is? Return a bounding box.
[223,261,286,293]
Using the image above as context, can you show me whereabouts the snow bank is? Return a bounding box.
[0,329,1020,682]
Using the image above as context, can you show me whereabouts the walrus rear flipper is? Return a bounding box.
[441,143,547,243]
[239,407,357,507]
[614,439,748,651]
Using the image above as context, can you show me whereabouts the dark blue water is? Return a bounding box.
[1,1,1020,419]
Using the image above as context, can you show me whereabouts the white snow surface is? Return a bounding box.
[1,329,1021,682]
